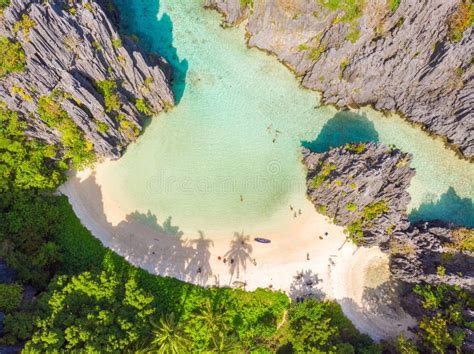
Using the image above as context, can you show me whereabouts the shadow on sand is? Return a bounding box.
[288,269,325,300]
[65,173,269,289]
[338,280,416,340]
[114,0,188,103]
[69,172,213,286]
[224,232,253,283]
[302,111,379,153]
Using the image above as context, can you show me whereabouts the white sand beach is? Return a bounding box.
[60,164,416,341]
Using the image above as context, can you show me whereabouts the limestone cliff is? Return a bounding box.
[0,0,174,159]
[303,142,414,246]
[303,142,473,290]
[206,0,474,159]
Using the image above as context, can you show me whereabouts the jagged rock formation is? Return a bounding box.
[206,0,474,159]
[303,142,414,246]
[0,0,174,158]
[303,142,473,290]
[390,223,474,290]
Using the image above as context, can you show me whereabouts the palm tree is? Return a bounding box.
[195,298,242,353]
[209,332,241,353]
[147,313,190,354]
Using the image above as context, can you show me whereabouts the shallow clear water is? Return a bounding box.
[104,0,474,234]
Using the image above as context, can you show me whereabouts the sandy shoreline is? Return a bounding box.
[60,166,416,341]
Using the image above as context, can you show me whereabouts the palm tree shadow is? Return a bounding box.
[113,0,188,103]
[128,211,184,238]
[65,172,214,285]
[224,232,253,282]
[185,231,214,286]
[288,269,325,300]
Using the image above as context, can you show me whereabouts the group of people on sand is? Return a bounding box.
[216,255,258,266]
[289,205,302,218]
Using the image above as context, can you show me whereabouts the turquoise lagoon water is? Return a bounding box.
[103,0,474,234]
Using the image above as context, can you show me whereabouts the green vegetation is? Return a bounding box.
[135,98,154,116]
[95,79,122,112]
[413,284,473,353]
[10,85,32,102]
[240,0,254,7]
[92,40,103,51]
[96,120,109,134]
[345,25,361,43]
[0,102,66,191]
[0,37,25,77]
[286,299,380,353]
[112,38,122,48]
[317,0,365,45]
[339,57,350,79]
[346,202,357,212]
[362,200,388,220]
[13,14,36,40]
[0,191,65,288]
[447,0,474,41]
[38,92,95,167]
[449,228,474,252]
[311,162,337,188]
[0,0,10,14]
[346,220,364,245]
[317,0,366,22]
[0,122,382,352]
[344,200,388,245]
[388,0,401,12]
[309,43,327,61]
[344,142,366,154]
[0,283,22,312]
[0,191,381,352]
[297,43,309,51]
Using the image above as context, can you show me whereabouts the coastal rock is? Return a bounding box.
[206,0,474,159]
[303,142,415,246]
[0,0,174,158]
[303,142,473,290]
[390,222,474,290]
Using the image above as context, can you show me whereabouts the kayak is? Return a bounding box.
[254,237,271,244]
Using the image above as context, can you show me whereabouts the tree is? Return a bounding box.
[24,267,155,352]
[147,313,190,354]
[287,299,339,352]
[419,313,451,354]
[0,191,63,287]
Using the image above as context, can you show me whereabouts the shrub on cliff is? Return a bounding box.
[0,102,66,191]
[0,37,25,78]
[447,0,474,41]
[96,79,122,112]
[38,93,95,167]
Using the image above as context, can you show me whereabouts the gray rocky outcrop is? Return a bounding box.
[390,222,474,290]
[303,142,473,290]
[0,0,174,158]
[206,0,474,159]
[303,142,414,246]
